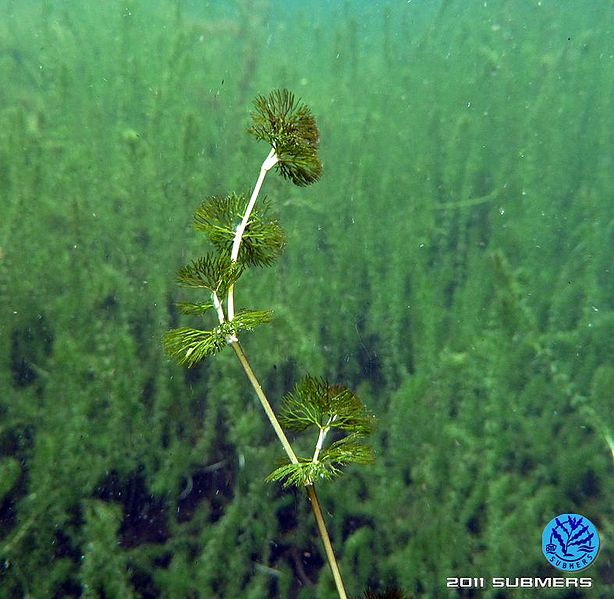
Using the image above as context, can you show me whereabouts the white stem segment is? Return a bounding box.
[312,425,329,464]
[227,147,278,322]
[212,291,225,324]
[312,415,335,463]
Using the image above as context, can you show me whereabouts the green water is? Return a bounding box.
[0,1,612,597]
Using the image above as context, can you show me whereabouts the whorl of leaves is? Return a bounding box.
[248,89,322,186]
[266,459,335,488]
[163,325,229,367]
[176,253,242,296]
[267,376,375,488]
[193,193,285,267]
[266,436,374,488]
[279,376,375,435]
[163,309,272,367]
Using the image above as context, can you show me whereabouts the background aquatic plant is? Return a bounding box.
[0,1,612,597]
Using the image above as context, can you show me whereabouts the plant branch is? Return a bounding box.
[227,147,278,321]
[167,90,350,598]
[219,95,346,598]
[231,341,347,599]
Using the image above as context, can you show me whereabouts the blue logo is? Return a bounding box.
[542,514,599,571]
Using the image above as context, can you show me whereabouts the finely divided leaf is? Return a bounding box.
[279,376,375,435]
[266,460,337,488]
[177,302,214,315]
[163,326,228,367]
[248,89,322,186]
[176,253,242,295]
[194,193,285,266]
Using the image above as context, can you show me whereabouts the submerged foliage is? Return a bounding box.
[248,89,322,186]
[194,193,286,267]
[280,376,375,435]
[163,309,272,366]
[267,376,375,487]
[176,253,242,294]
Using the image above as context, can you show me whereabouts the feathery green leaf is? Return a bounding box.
[266,460,338,488]
[193,193,241,247]
[232,309,273,331]
[280,375,376,435]
[163,310,272,367]
[320,434,375,467]
[176,253,242,295]
[194,193,286,266]
[248,89,322,186]
[163,326,228,367]
[176,302,214,315]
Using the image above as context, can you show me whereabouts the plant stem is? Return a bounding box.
[230,340,298,465]
[306,485,348,599]
[227,147,278,321]
[312,416,333,463]
[212,290,225,324]
[226,145,347,598]
[230,341,348,599]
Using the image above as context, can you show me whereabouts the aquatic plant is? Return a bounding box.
[164,89,375,599]
[2,2,613,596]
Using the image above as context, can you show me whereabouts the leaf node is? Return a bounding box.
[266,436,374,489]
[267,376,376,487]
[266,460,337,488]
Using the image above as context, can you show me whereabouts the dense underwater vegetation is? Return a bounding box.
[0,1,612,597]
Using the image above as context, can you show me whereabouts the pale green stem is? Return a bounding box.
[230,340,297,465]
[230,342,347,599]
[306,485,348,599]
